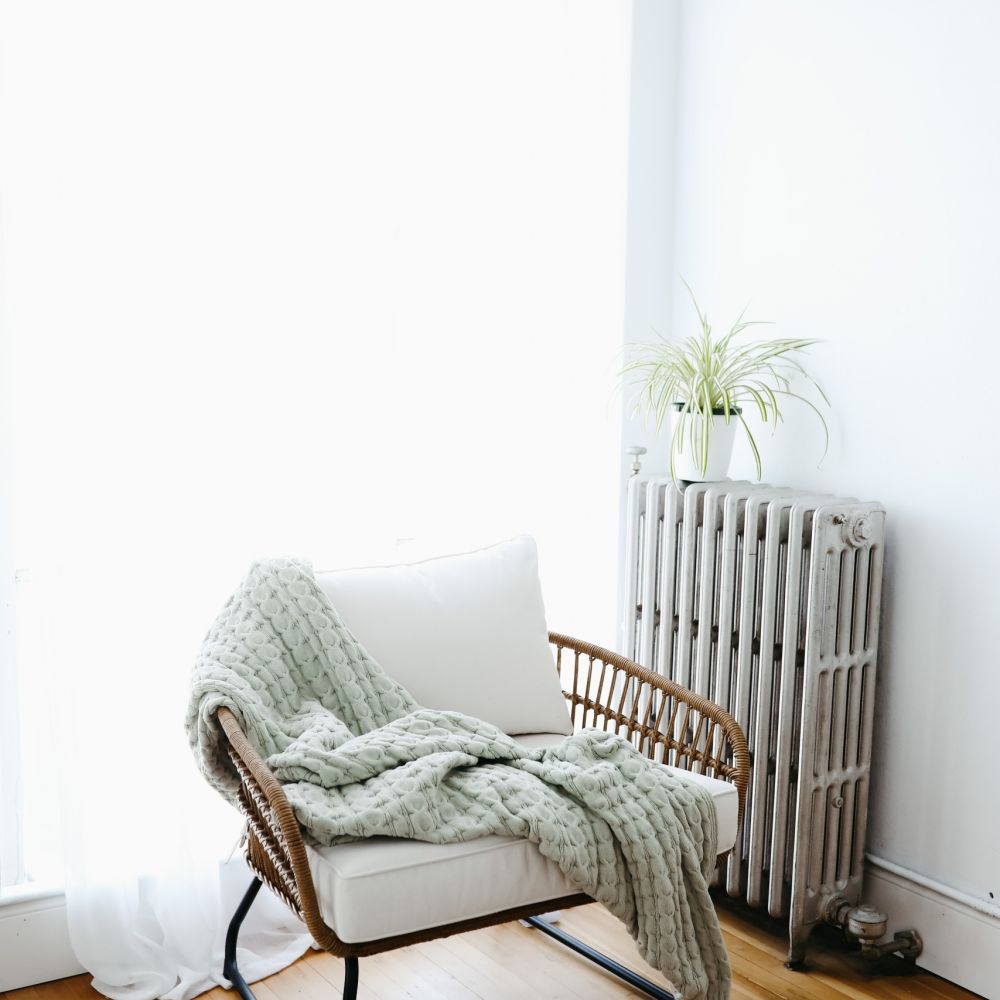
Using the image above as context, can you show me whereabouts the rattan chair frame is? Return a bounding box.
[216,632,750,1000]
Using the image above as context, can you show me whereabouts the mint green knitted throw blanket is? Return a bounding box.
[186,559,730,1000]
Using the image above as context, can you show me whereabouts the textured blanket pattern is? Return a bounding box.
[186,559,731,1000]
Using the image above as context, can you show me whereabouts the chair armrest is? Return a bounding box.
[215,706,337,950]
[549,632,750,830]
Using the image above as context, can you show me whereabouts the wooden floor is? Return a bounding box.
[5,899,980,1000]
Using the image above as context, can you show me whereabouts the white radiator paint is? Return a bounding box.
[621,2,1000,992]
[623,477,886,963]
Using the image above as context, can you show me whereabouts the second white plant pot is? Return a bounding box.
[670,407,740,482]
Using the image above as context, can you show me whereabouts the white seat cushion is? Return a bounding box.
[306,732,739,942]
[306,834,574,943]
[315,536,572,736]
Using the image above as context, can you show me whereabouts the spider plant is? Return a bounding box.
[622,285,830,480]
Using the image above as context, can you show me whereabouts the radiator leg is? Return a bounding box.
[785,920,814,970]
[224,877,264,1000]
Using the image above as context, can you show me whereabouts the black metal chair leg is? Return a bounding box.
[224,877,263,1000]
[224,876,359,1000]
[525,916,676,999]
[342,956,359,1000]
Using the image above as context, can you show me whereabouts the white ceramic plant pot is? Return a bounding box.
[670,407,740,482]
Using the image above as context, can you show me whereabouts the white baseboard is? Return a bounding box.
[0,891,84,992]
[865,861,999,1000]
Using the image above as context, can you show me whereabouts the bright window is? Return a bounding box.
[0,0,631,893]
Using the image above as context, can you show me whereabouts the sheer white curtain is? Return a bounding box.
[0,2,631,997]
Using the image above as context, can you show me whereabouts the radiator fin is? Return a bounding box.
[622,478,885,945]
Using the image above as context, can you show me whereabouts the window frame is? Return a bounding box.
[0,502,25,893]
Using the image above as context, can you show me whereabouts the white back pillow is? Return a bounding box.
[315,536,572,736]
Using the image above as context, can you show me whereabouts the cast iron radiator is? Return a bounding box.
[620,472,917,965]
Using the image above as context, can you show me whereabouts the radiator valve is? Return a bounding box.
[626,446,647,476]
[834,512,874,547]
[824,897,923,962]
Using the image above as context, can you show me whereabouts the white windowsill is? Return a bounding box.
[0,883,83,991]
[0,880,66,909]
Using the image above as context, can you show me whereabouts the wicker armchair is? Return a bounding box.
[217,633,749,1000]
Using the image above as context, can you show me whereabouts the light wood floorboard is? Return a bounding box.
[5,901,981,1000]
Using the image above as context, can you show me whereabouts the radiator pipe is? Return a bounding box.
[822,896,922,962]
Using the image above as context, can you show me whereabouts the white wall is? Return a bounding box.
[655,0,1000,992]
[621,0,680,473]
